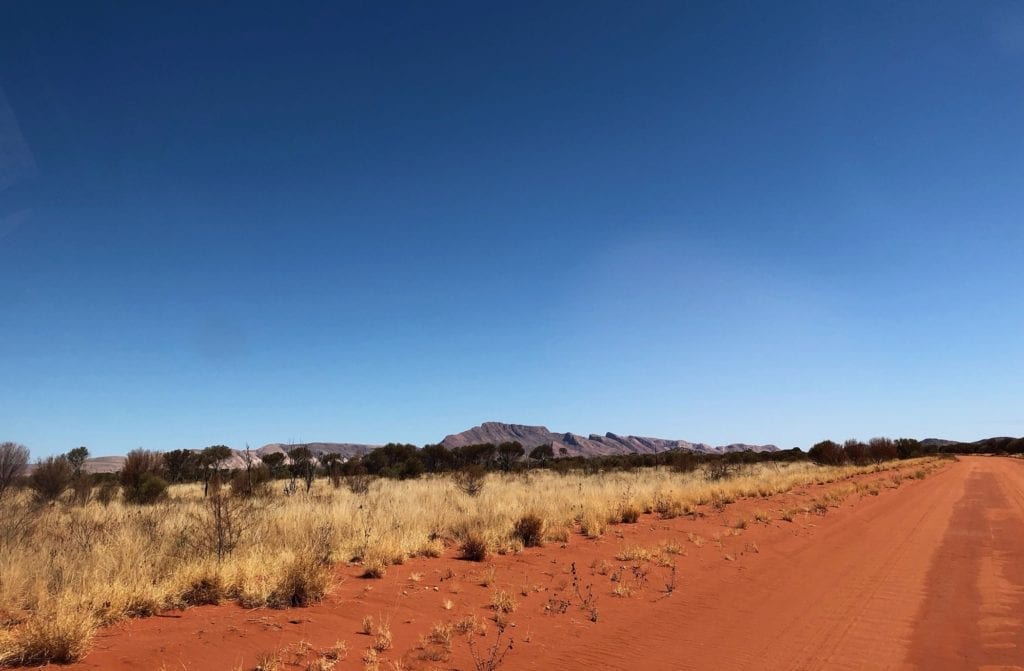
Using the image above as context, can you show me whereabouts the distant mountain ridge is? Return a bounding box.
[81,442,378,474]
[440,421,779,457]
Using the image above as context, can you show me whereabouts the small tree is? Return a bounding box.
[261,451,286,479]
[0,442,30,500]
[66,447,89,476]
[29,456,73,503]
[420,444,455,472]
[454,464,487,497]
[121,449,168,504]
[869,437,899,462]
[201,445,233,496]
[843,440,869,466]
[529,444,554,464]
[164,449,198,483]
[808,440,846,466]
[198,481,252,562]
[893,437,920,460]
[65,447,92,505]
[320,452,342,488]
[496,441,525,472]
[288,446,315,492]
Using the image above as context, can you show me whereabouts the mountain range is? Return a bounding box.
[440,422,779,456]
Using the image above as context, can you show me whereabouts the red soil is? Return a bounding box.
[54,457,1024,670]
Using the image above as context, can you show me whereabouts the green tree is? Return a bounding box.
[420,444,456,472]
[893,438,920,460]
[320,452,342,487]
[201,445,233,496]
[808,440,845,466]
[121,449,168,504]
[66,447,92,506]
[163,449,198,483]
[496,441,525,471]
[261,451,285,479]
[66,446,90,476]
[288,446,315,492]
[528,444,554,463]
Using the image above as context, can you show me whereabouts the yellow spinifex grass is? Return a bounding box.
[0,457,938,665]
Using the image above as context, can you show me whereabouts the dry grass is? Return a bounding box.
[0,458,939,665]
[490,590,517,614]
[372,619,392,652]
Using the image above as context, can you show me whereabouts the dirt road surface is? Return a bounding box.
[537,456,1024,670]
[60,457,1023,671]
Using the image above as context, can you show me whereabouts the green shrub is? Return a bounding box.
[123,473,168,505]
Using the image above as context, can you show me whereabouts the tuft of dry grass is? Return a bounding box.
[512,513,545,548]
[0,604,96,666]
[254,650,283,671]
[372,619,392,652]
[490,590,517,614]
[460,531,489,562]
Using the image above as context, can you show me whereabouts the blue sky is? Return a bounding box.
[2,1,1023,457]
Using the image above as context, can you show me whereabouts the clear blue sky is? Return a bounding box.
[2,2,1022,457]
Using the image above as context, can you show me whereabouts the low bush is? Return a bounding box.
[460,531,489,561]
[123,472,168,505]
[121,450,168,505]
[28,457,73,503]
[180,574,224,606]
[512,513,544,547]
[619,504,641,524]
[454,465,487,497]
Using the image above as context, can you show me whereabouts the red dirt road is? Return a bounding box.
[539,457,1024,671]
[58,457,1024,670]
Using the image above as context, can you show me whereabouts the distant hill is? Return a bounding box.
[255,442,377,461]
[440,421,779,457]
[81,442,378,473]
[925,436,1024,454]
[82,456,127,474]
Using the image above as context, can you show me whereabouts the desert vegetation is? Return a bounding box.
[0,438,944,666]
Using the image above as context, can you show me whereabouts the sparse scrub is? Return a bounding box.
[0,456,941,664]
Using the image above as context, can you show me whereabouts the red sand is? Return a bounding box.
[52,457,1024,670]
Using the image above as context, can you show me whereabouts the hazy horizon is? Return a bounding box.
[3,2,1023,457]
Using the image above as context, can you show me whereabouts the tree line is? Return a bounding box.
[1,434,1015,507]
